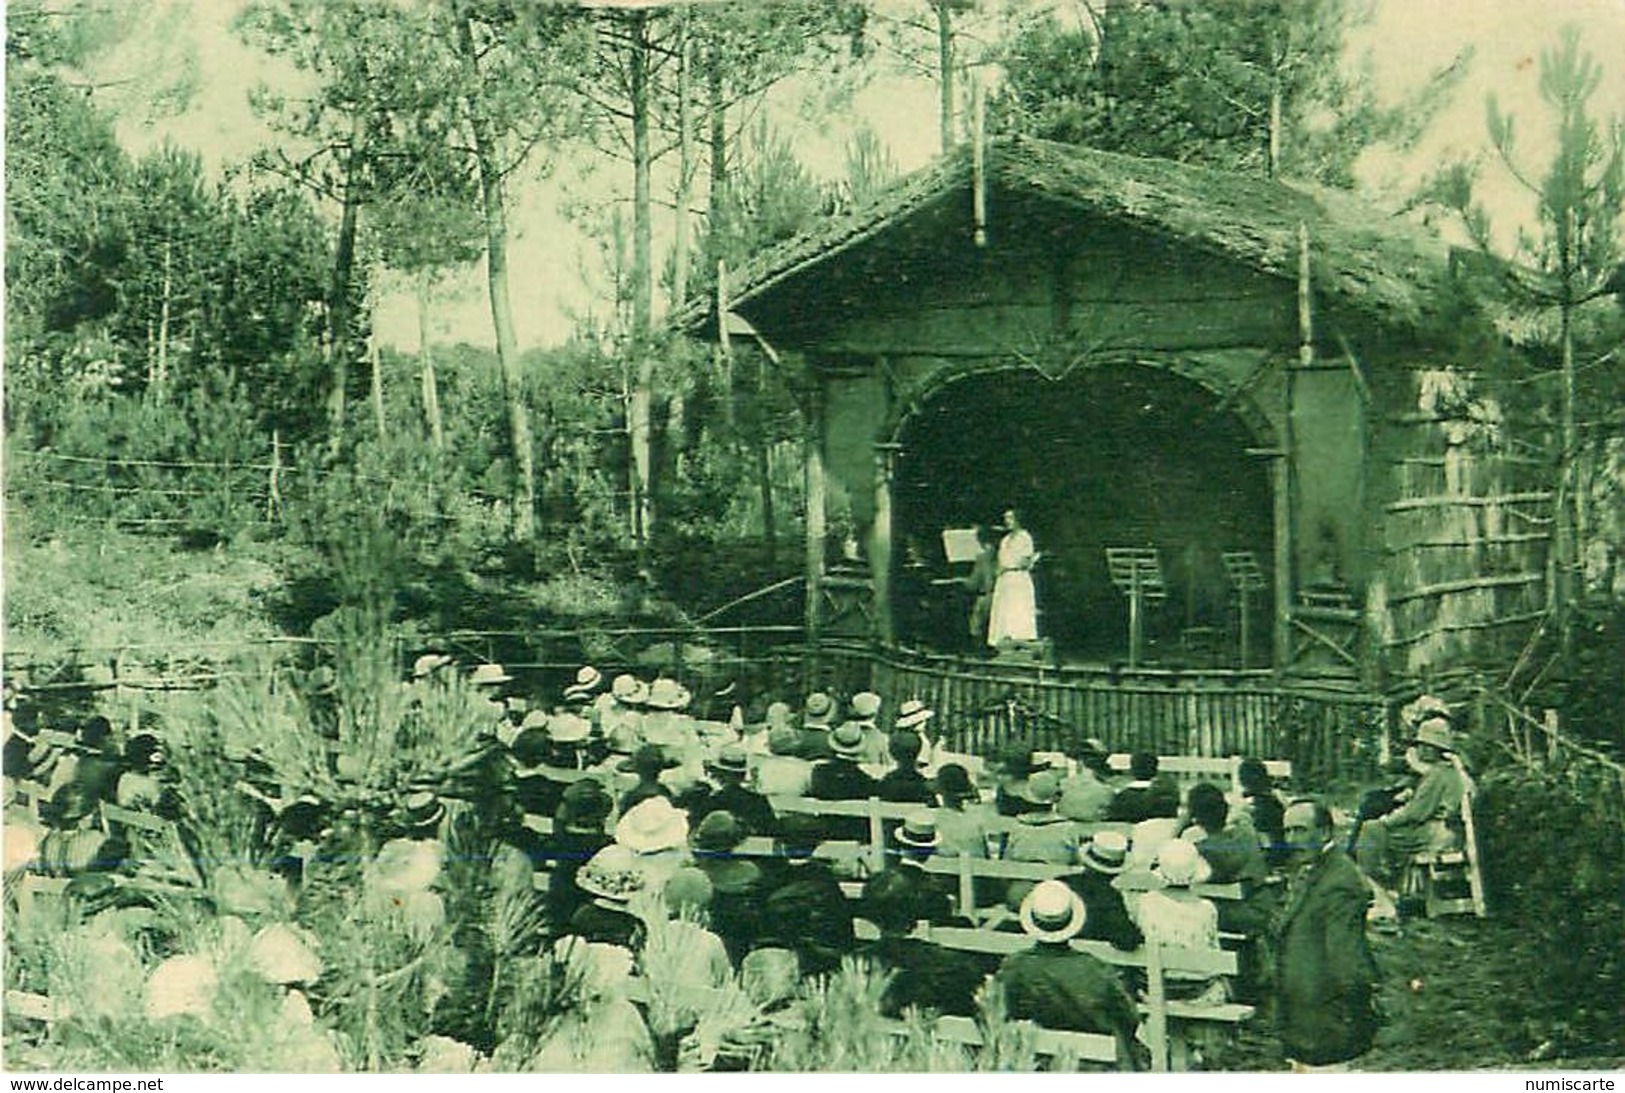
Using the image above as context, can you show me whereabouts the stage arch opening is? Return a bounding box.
[891,362,1276,665]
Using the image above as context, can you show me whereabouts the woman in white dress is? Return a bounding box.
[987,508,1039,647]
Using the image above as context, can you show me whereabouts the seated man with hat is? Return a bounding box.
[641,678,698,751]
[799,692,839,760]
[875,731,937,806]
[1003,770,1080,866]
[755,812,856,977]
[842,691,888,766]
[602,674,650,756]
[1353,716,1467,891]
[563,665,604,707]
[690,744,778,838]
[994,880,1141,1059]
[894,699,936,763]
[753,726,813,798]
[1066,831,1144,952]
[886,815,957,925]
[859,868,986,1019]
[509,712,588,822]
[807,723,880,844]
[1057,739,1117,823]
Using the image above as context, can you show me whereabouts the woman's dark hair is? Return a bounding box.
[1129,751,1159,781]
[1237,757,1271,794]
[1186,782,1229,832]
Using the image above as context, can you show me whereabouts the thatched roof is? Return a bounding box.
[678,136,1470,339]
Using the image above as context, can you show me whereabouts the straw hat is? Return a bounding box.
[1415,717,1455,753]
[803,692,836,727]
[829,722,866,759]
[576,844,648,903]
[612,674,648,704]
[548,713,591,746]
[615,796,690,854]
[850,691,882,721]
[412,653,453,680]
[707,744,750,777]
[564,665,604,701]
[894,815,940,849]
[403,791,445,832]
[1081,831,1130,875]
[645,678,692,711]
[895,699,934,731]
[1019,880,1088,942]
[1152,836,1212,888]
[470,663,512,687]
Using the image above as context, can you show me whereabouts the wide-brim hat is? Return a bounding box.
[895,699,934,731]
[707,745,750,776]
[564,665,604,701]
[615,796,690,854]
[470,663,513,687]
[764,702,794,730]
[850,691,882,720]
[412,653,453,679]
[404,791,446,831]
[1019,880,1088,942]
[803,692,835,726]
[645,678,692,711]
[576,844,648,902]
[548,713,591,746]
[1081,831,1129,875]
[894,815,940,848]
[1402,693,1452,732]
[1415,717,1455,752]
[829,723,866,758]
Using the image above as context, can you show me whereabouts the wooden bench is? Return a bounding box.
[1106,754,1292,795]
[919,925,1253,1072]
[100,803,203,889]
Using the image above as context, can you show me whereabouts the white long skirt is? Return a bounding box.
[986,570,1037,646]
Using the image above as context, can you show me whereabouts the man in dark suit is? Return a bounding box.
[1274,799,1380,1071]
[690,744,778,838]
[807,723,878,843]
[875,731,936,805]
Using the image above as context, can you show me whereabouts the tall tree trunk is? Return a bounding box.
[707,41,734,429]
[628,9,655,548]
[458,9,536,542]
[417,274,444,451]
[369,323,386,440]
[935,0,955,155]
[157,238,172,386]
[672,12,693,311]
[1267,78,1282,179]
[329,111,366,451]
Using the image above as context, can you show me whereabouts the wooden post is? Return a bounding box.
[1274,225,1312,671]
[804,379,826,642]
[1145,936,1168,1072]
[872,443,901,646]
[868,797,886,874]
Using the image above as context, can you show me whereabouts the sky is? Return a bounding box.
[94,0,1625,353]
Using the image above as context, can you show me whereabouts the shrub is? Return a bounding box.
[1476,759,1625,1054]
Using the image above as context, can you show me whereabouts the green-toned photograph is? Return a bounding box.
[4,0,1622,1077]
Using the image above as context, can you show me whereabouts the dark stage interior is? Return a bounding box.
[892,364,1275,664]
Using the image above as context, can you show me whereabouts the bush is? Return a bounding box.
[1476,760,1625,1053]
